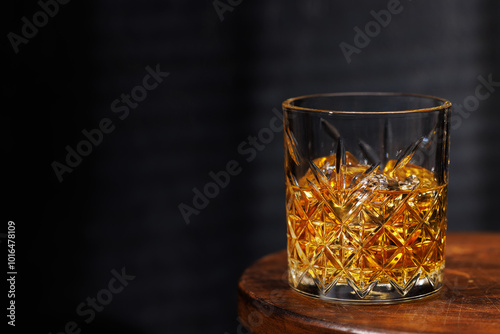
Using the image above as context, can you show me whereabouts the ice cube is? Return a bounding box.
[398,175,420,191]
[364,172,389,190]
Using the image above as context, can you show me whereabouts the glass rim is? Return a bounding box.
[282,92,452,115]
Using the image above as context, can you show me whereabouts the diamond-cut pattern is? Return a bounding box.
[286,154,447,299]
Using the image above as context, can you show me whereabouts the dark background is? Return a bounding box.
[4,0,500,333]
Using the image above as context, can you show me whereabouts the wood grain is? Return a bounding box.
[237,233,500,333]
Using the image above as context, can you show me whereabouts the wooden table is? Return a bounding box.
[238,233,500,333]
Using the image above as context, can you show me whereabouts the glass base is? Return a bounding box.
[289,268,444,304]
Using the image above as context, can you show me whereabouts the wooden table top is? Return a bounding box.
[238,233,500,333]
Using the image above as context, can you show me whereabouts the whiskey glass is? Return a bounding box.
[283,92,451,303]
